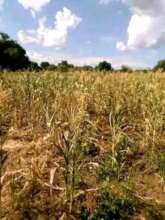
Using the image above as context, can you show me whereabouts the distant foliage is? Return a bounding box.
[29,62,40,71]
[120,65,133,73]
[96,61,112,71]
[154,59,165,72]
[57,60,74,72]
[0,32,30,71]
[40,62,50,70]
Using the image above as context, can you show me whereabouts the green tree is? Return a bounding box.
[40,62,50,70]
[82,65,93,71]
[30,62,40,71]
[120,65,132,73]
[0,32,30,71]
[96,61,112,71]
[154,59,165,72]
[40,62,57,71]
[57,60,74,72]
[47,64,57,71]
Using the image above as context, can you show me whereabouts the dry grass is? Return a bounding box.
[0,70,165,219]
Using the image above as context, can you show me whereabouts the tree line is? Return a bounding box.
[0,32,165,72]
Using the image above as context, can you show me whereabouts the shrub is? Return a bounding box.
[98,136,131,181]
[144,207,164,220]
[157,152,165,181]
[91,190,135,220]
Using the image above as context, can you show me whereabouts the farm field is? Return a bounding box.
[0,71,165,219]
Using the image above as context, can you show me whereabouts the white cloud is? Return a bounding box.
[27,51,51,63]
[116,41,127,51]
[28,51,148,68]
[18,30,40,44]
[18,7,82,48]
[99,0,119,4]
[0,0,4,10]
[30,10,36,18]
[17,0,51,12]
[67,56,149,68]
[99,0,113,4]
[116,0,165,50]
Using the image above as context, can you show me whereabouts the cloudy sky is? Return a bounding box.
[0,0,165,68]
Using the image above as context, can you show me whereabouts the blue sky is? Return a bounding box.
[0,0,165,68]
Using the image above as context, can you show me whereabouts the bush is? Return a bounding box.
[98,136,131,181]
[91,190,135,220]
[144,207,164,220]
